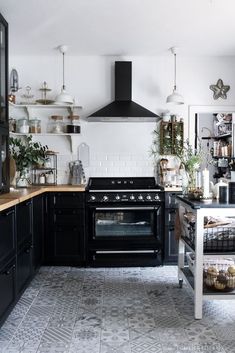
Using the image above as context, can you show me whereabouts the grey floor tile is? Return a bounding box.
[0,266,234,353]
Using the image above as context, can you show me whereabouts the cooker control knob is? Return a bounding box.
[138,195,143,200]
[154,194,160,200]
[146,195,152,200]
[90,195,96,201]
[130,195,135,200]
[103,195,109,202]
[115,195,120,200]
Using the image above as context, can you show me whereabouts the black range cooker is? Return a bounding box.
[85,177,164,267]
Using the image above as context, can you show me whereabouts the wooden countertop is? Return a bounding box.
[0,185,86,211]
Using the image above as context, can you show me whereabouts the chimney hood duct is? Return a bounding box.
[88,61,160,122]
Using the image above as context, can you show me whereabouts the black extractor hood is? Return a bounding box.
[87,61,160,122]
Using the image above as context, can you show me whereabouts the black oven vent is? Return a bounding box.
[87,61,160,122]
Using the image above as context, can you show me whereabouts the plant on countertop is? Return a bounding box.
[9,135,49,177]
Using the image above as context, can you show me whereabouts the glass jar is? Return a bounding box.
[9,117,16,132]
[17,118,29,133]
[29,118,41,133]
[48,115,64,133]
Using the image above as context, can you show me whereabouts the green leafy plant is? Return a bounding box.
[9,135,48,177]
[174,139,204,173]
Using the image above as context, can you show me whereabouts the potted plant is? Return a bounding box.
[9,135,48,187]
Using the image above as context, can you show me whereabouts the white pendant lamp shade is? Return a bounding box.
[55,45,74,105]
[166,47,184,105]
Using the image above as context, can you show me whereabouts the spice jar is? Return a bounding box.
[17,118,29,133]
[29,118,41,133]
[48,115,64,133]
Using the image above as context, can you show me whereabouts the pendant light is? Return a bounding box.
[55,45,74,105]
[166,47,184,105]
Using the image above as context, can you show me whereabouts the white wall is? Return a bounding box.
[9,55,235,183]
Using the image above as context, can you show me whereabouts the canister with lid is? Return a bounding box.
[29,118,41,133]
[66,115,80,133]
[48,115,65,133]
[17,118,29,133]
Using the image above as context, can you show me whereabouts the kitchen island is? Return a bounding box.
[177,196,235,319]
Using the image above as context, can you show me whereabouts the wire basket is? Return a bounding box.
[181,212,235,252]
[203,259,235,292]
[186,252,235,292]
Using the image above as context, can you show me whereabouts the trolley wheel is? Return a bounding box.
[179,279,183,288]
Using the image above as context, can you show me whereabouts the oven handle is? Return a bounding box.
[95,207,156,211]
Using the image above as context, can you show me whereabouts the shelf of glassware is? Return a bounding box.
[9,132,80,153]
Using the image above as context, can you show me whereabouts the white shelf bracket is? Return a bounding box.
[68,135,77,153]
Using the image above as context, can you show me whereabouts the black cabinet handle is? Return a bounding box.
[3,209,15,217]
[1,264,15,276]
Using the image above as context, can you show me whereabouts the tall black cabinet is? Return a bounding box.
[0,13,9,194]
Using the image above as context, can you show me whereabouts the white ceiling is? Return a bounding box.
[2,0,235,56]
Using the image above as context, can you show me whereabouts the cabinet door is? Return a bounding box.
[16,200,32,249]
[16,241,32,295]
[45,193,85,265]
[0,207,15,267]
[164,226,178,264]
[32,195,44,272]
[0,14,8,128]
[0,259,16,325]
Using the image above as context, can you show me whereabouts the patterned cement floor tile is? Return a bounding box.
[37,342,70,353]
[0,266,234,353]
[100,341,131,353]
[69,342,100,353]
[101,326,129,343]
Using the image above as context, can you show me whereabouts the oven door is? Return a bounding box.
[87,204,162,246]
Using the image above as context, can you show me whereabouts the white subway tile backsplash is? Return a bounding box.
[55,150,154,183]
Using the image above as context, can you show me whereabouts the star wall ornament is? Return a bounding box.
[209,79,230,100]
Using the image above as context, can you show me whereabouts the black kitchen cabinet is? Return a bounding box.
[16,240,32,295]
[164,191,180,264]
[32,194,44,273]
[0,205,16,326]
[44,192,85,265]
[16,199,33,295]
[0,258,16,325]
[0,207,15,267]
[16,199,32,249]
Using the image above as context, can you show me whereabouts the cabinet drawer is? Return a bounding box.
[16,200,32,248]
[0,260,16,321]
[52,209,84,226]
[49,192,85,209]
[16,242,32,294]
[0,207,15,267]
